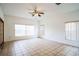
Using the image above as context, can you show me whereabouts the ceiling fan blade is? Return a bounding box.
[28,12,35,16]
[33,6,38,13]
[32,14,35,16]
[29,11,35,13]
[29,12,35,16]
[40,12,44,14]
[38,14,41,17]
[37,11,44,14]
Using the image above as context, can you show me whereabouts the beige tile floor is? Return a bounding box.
[0,38,79,56]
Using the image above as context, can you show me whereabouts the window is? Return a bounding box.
[15,24,26,36]
[26,25,35,35]
[65,22,79,41]
[39,25,44,36]
[15,24,35,36]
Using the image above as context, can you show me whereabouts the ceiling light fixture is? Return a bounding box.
[27,6,44,17]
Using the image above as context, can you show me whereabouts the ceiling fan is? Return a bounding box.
[28,6,44,17]
[56,3,61,5]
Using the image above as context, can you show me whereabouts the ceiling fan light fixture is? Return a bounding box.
[28,6,44,17]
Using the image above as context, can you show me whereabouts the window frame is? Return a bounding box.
[15,24,26,36]
[15,24,35,37]
[65,21,79,41]
[26,25,35,36]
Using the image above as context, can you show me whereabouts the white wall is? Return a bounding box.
[0,6,4,20]
[4,15,38,42]
[2,4,79,47]
[40,10,79,47]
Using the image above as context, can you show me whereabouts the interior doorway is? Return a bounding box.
[0,18,4,48]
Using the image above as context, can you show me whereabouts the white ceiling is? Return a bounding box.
[1,3,79,20]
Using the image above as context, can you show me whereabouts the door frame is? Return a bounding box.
[0,17,4,48]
